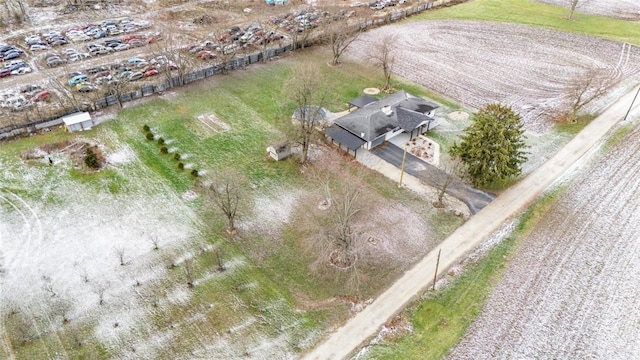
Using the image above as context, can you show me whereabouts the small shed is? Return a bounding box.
[63,112,93,132]
[266,142,291,161]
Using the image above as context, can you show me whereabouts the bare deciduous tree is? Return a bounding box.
[312,165,365,268]
[115,247,126,266]
[202,169,247,234]
[325,20,361,66]
[94,282,110,305]
[433,160,462,209]
[328,185,362,259]
[285,63,330,163]
[215,250,225,272]
[370,35,397,93]
[150,27,192,87]
[568,0,580,20]
[104,77,131,108]
[563,68,614,123]
[183,257,194,288]
[150,235,160,250]
[45,68,80,110]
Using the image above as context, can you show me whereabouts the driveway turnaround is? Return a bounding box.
[302,85,640,360]
[371,143,496,214]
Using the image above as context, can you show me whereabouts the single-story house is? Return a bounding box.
[325,90,439,154]
[62,112,93,132]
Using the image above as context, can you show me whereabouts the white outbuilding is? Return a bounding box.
[63,112,93,132]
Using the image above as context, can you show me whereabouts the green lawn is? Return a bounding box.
[415,0,640,46]
[1,47,469,359]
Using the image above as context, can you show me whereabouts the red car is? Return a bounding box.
[30,90,51,102]
[0,69,11,78]
[122,34,138,42]
[144,69,159,77]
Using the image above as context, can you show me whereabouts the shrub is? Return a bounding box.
[178,162,184,170]
[191,169,199,177]
[142,124,150,132]
[146,132,154,141]
[84,148,100,169]
[174,153,181,161]
[157,137,165,145]
[160,146,168,154]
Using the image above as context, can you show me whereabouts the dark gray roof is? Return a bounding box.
[396,106,426,132]
[348,95,378,108]
[334,90,439,142]
[325,124,366,151]
[293,105,328,123]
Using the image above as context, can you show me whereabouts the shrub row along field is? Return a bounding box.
[0,50,464,359]
[346,20,640,134]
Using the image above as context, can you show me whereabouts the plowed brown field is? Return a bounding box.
[346,21,640,133]
[448,122,640,359]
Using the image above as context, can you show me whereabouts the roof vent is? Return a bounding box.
[360,132,365,138]
[381,105,393,116]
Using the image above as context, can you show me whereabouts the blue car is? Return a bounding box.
[3,52,21,60]
[67,74,88,86]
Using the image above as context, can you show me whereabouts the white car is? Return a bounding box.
[30,44,49,51]
[69,52,91,61]
[11,67,31,75]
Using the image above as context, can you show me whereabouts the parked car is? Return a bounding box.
[30,90,51,102]
[30,44,49,51]
[128,40,145,48]
[114,43,131,51]
[0,69,10,78]
[144,68,159,77]
[196,50,217,60]
[116,70,132,80]
[3,51,21,60]
[127,71,144,81]
[67,74,88,86]
[47,57,66,67]
[68,52,91,61]
[21,84,42,93]
[127,57,147,66]
[77,84,96,92]
[11,67,31,75]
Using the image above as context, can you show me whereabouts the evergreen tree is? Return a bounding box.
[84,148,100,170]
[450,103,528,187]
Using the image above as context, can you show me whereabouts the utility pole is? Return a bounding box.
[433,248,441,291]
[399,145,407,187]
[623,85,640,121]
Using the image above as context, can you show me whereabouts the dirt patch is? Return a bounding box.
[346,21,640,133]
[191,113,231,138]
[448,110,469,121]
[21,139,105,169]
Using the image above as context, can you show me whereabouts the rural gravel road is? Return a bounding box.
[302,86,640,360]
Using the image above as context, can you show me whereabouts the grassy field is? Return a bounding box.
[415,0,640,46]
[0,48,465,359]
